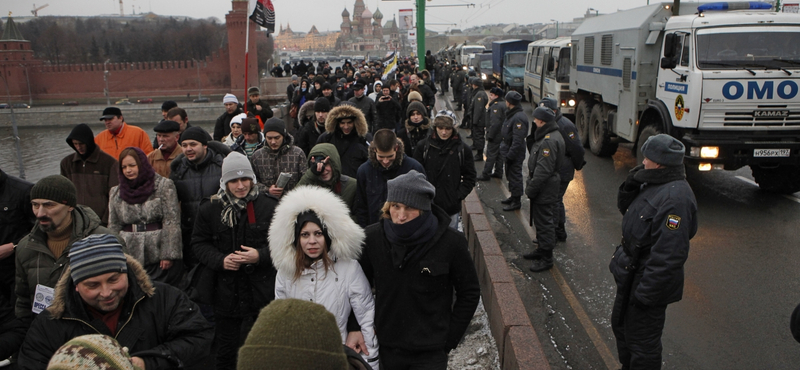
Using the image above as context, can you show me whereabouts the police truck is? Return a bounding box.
[570,2,800,193]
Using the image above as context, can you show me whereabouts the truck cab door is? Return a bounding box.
[656,31,698,129]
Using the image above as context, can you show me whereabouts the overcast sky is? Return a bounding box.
[7,0,707,32]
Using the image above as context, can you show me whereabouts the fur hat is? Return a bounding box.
[532,106,556,123]
[489,87,504,97]
[505,91,523,105]
[408,91,423,102]
[641,134,685,167]
[47,334,140,370]
[237,299,348,370]
[220,152,256,187]
[248,86,260,96]
[539,97,559,111]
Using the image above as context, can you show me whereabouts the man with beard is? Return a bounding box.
[14,176,121,324]
[17,234,213,370]
[61,123,119,226]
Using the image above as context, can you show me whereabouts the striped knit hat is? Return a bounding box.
[47,334,141,370]
[68,234,127,284]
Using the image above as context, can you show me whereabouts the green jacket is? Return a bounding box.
[296,143,357,213]
[14,205,122,318]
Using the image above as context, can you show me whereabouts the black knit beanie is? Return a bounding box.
[294,211,332,250]
[31,175,77,207]
[178,126,209,146]
[237,299,348,370]
[263,117,286,137]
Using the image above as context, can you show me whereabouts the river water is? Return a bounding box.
[0,121,215,182]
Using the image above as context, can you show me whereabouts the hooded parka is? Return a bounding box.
[270,186,379,368]
[317,105,371,178]
[297,143,357,211]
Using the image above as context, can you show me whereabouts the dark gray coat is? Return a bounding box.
[555,112,586,183]
[485,98,506,142]
[525,120,564,204]
[499,106,529,161]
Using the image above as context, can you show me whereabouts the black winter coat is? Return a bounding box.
[17,258,213,370]
[375,96,403,131]
[354,146,425,228]
[214,107,243,141]
[317,131,370,179]
[609,166,698,307]
[170,143,230,248]
[192,193,278,317]
[295,120,326,156]
[360,205,480,352]
[348,95,377,132]
[485,98,506,143]
[554,113,586,183]
[500,106,529,162]
[246,99,274,124]
[414,133,476,215]
[525,121,564,204]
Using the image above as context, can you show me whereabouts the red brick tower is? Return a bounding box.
[226,0,258,96]
[0,16,39,101]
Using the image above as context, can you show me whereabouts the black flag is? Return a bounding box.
[249,0,275,34]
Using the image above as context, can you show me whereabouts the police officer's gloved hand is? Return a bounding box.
[630,295,650,310]
[622,173,643,193]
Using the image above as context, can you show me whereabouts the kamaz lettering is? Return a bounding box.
[722,81,799,100]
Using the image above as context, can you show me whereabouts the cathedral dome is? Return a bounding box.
[342,8,350,17]
[373,8,383,20]
[361,7,372,19]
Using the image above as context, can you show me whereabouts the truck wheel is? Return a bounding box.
[635,125,662,164]
[751,165,800,194]
[588,104,618,157]
[575,100,591,147]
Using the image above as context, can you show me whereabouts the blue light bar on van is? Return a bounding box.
[697,2,773,12]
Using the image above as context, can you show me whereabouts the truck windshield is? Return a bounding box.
[480,60,492,69]
[506,53,526,67]
[697,29,800,69]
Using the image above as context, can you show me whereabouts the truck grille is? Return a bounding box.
[701,104,800,129]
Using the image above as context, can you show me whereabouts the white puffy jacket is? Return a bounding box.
[270,186,379,369]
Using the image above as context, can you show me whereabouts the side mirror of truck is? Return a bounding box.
[547,56,555,72]
[663,34,677,58]
[660,57,677,69]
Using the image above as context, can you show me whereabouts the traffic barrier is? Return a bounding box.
[462,190,551,370]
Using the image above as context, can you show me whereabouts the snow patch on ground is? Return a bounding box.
[448,298,501,370]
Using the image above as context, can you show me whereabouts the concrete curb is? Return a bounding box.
[462,189,551,370]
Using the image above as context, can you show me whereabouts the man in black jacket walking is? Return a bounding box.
[609,134,697,370]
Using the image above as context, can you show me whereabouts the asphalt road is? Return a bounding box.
[436,90,800,369]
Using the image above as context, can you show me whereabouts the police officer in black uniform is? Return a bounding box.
[609,134,697,370]
[540,97,586,241]
[469,77,488,161]
[499,91,528,211]
[523,107,564,272]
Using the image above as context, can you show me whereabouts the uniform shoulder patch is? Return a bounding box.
[666,215,681,230]
[516,123,523,129]
[568,132,575,140]
[542,148,550,157]
[545,134,550,139]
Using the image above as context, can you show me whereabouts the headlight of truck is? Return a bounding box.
[568,99,576,107]
[514,77,523,82]
[481,73,487,80]
[690,146,719,158]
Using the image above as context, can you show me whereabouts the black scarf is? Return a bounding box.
[383,211,438,268]
[617,164,686,215]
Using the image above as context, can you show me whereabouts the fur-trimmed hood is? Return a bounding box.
[324,104,369,137]
[47,255,154,319]
[368,138,406,169]
[269,186,365,278]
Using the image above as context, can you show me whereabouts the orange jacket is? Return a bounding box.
[147,145,182,178]
[95,123,154,159]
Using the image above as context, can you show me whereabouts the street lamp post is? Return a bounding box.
[103,59,110,105]
[550,19,559,38]
[192,58,202,99]
[19,64,32,106]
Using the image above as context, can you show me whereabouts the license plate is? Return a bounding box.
[753,110,789,118]
[753,148,791,157]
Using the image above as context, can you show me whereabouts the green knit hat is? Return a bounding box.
[238,299,349,370]
[31,175,77,207]
[47,334,141,370]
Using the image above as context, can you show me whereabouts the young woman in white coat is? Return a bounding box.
[270,185,379,369]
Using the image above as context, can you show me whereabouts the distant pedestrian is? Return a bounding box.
[61,123,119,225]
[468,77,488,161]
[396,101,431,158]
[348,81,377,132]
[95,107,153,158]
[222,113,247,146]
[317,105,371,178]
[230,118,266,159]
[477,87,507,181]
[246,86,274,126]
[160,101,178,121]
[214,93,244,141]
[296,99,329,155]
[499,91,527,211]
[270,186,379,368]
[250,118,308,198]
[374,85,403,132]
[166,107,192,133]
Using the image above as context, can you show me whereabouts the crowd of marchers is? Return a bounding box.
[0,52,695,370]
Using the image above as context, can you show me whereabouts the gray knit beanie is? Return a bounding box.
[641,134,685,167]
[31,175,77,207]
[387,170,436,211]
[68,234,127,284]
[220,152,257,187]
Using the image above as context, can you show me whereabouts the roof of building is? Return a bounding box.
[1,17,26,41]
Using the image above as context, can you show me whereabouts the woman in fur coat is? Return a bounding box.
[108,147,182,286]
[269,185,379,369]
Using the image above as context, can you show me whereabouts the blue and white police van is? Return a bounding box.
[570,2,800,193]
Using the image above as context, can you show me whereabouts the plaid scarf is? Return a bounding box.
[217,186,260,228]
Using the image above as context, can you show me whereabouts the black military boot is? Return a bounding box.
[529,250,553,272]
[500,196,514,204]
[475,150,484,162]
[502,196,521,211]
[556,224,567,242]
[477,174,491,181]
[522,248,546,260]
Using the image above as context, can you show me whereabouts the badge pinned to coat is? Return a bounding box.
[542,148,550,157]
[666,214,681,230]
